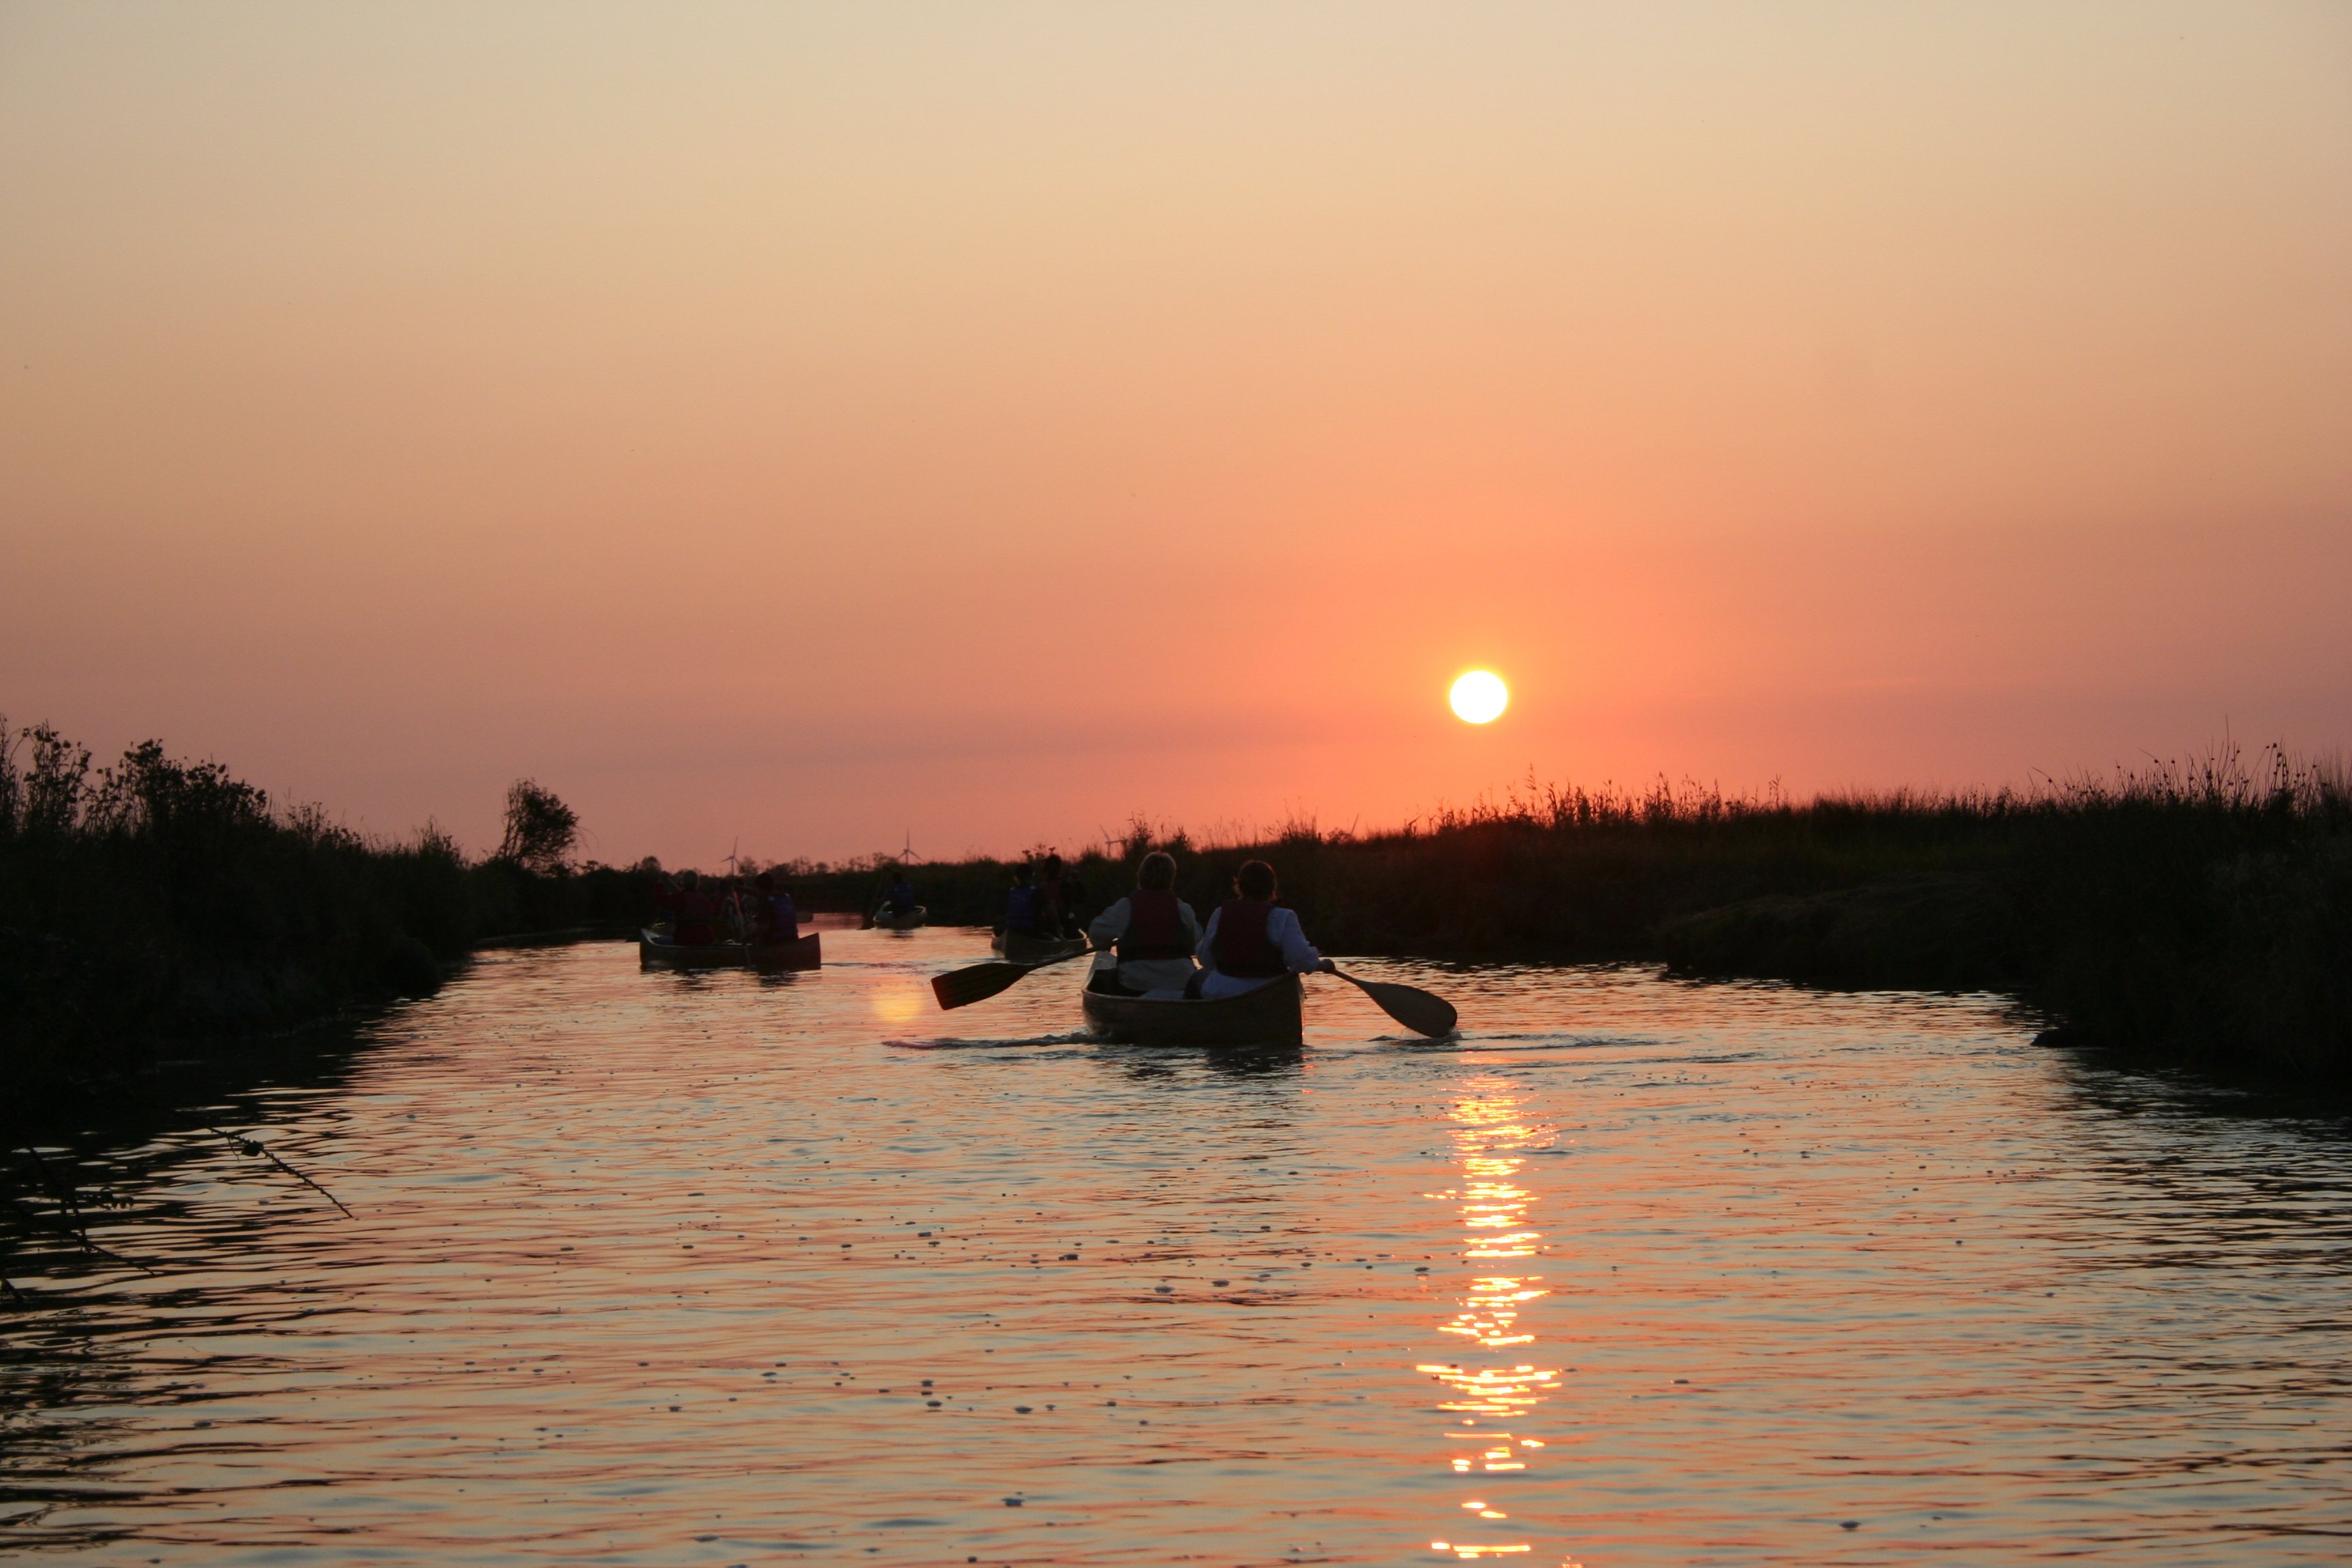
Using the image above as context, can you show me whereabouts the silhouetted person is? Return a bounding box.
[752,870,798,945]
[1002,864,1041,937]
[656,868,720,946]
[1036,854,1068,937]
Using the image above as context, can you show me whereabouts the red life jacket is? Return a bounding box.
[1212,898,1287,978]
[1116,889,1191,960]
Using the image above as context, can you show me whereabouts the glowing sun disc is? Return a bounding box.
[1450,670,1509,724]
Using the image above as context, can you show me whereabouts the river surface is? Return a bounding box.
[5,930,2351,1566]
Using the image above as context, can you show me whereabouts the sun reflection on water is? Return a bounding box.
[869,989,925,1024]
[1418,1081,1569,1563]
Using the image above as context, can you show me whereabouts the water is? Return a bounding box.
[5,930,2351,1566]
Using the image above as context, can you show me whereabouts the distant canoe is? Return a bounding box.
[639,928,821,971]
[1079,964,1304,1047]
[868,906,928,931]
[992,929,1088,962]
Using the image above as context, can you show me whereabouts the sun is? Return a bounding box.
[1449,670,1509,724]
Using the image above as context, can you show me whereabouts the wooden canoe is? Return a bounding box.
[868,906,928,930]
[1079,964,1304,1047]
[992,928,1088,962]
[639,928,821,971]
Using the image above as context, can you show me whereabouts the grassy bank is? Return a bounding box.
[8,719,2345,1090]
[0,724,657,1093]
[831,750,2350,1079]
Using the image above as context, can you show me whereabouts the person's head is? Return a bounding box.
[1013,864,1032,886]
[755,871,774,892]
[1043,854,1063,878]
[1235,860,1277,900]
[1137,851,1177,892]
[679,869,700,891]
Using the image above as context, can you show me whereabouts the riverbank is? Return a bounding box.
[8,721,2344,1092]
[813,751,2349,1081]
[0,724,658,1096]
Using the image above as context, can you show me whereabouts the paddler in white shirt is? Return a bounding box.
[1087,851,1201,996]
[1193,858,1337,1000]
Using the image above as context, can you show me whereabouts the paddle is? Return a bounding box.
[931,943,1095,1011]
[1325,965,1457,1039]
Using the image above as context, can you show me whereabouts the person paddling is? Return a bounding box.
[1088,851,1200,996]
[751,870,798,945]
[656,868,721,946]
[883,869,917,921]
[1002,863,1041,939]
[1036,854,1070,938]
[1193,859,1335,999]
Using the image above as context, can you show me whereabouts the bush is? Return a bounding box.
[0,722,655,1088]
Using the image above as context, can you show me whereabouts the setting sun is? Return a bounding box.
[1450,671,1509,725]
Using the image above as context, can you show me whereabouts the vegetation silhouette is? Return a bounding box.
[0,720,646,1093]
[4,717,2345,1091]
[793,749,2351,1081]
[493,779,579,874]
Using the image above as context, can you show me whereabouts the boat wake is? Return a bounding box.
[884,1032,1096,1051]
[1365,1030,1650,1054]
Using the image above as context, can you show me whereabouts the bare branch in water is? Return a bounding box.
[4,1200,160,1277]
[205,1126,355,1218]
[18,1144,88,1245]
[13,1143,136,1264]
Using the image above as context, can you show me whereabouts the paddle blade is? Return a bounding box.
[1343,974,1458,1039]
[930,962,1032,1011]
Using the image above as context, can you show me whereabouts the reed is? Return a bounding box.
[7,716,2344,1088]
[816,747,2351,1080]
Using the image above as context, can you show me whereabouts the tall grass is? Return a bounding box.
[8,716,2345,1086]
[818,746,2350,1078]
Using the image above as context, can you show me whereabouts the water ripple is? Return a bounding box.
[3,932,2349,1565]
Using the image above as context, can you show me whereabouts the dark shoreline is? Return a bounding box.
[783,764,2350,1088]
[7,725,2346,1104]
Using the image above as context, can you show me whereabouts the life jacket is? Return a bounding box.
[887,882,914,914]
[1211,898,1287,978]
[1004,885,1039,932]
[1116,889,1191,960]
[764,893,797,938]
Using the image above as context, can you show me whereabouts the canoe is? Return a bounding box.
[992,928,1088,962]
[868,906,928,930]
[1079,962,1304,1047]
[639,928,821,971]
[749,931,823,970]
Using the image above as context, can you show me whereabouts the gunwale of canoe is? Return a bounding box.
[992,929,1088,962]
[868,906,928,930]
[1079,968,1304,1047]
[638,928,822,971]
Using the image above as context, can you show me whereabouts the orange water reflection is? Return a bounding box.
[1418,1080,1572,1564]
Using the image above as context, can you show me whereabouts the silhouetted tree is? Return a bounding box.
[496,779,578,873]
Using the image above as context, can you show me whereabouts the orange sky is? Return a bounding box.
[4,3,2348,865]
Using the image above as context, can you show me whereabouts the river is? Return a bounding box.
[5,929,2349,1565]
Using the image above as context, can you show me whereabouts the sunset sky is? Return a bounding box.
[5,2,2347,866]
